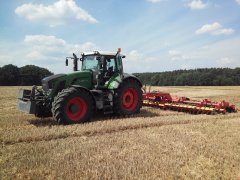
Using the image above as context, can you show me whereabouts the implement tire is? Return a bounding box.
[114,79,142,116]
[52,87,93,124]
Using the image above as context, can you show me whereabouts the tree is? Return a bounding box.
[0,64,20,85]
[19,65,53,85]
[134,67,240,86]
[0,64,53,86]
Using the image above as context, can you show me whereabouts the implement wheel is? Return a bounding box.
[114,79,142,115]
[52,87,94,124]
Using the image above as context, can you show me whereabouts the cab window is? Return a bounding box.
[82,56,99,70]
[106,58,116,72]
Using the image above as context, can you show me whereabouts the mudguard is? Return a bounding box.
[107,73,142,89]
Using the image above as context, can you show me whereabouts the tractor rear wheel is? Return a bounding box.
[114,79,142,115]
[52,87,94,124]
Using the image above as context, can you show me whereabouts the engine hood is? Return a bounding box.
[42,74,66,91]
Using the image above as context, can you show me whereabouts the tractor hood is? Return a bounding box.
[42,74,66,91]
[48,70,93,98]
[42,71,93,97]
[64,71,93,89]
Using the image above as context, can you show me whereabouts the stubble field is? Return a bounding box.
[0,86,240,179]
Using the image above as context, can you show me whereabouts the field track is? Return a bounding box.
[0,86,240,179]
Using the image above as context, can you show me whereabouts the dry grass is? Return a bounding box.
[0,86,240,179]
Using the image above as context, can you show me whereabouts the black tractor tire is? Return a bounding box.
[113,79,142,116]
[52,87,94,124]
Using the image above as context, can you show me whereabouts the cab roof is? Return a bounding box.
[82,51,125,57]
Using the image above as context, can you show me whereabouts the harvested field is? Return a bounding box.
[0,86,240,179]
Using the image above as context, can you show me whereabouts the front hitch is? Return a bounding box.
[17,86,37,114]
[17,86,52,117]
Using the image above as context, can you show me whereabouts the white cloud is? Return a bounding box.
[168,50,192,61]
[124,50,159,73]
[191,38,240,68]
[168,50,181,57]
[1,37,240,73]
[24,35,96,55]
[0,55,15,66]
[21,35,97,73]
[128,50,143,61]
[196,22,221,34]
[236,0,240,5]
[188,0,207,10]
[196,22,234,35]
[218,57,236,67]
[15,0,97,27]
[147,0,163,3]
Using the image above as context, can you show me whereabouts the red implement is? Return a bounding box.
[143,91,237,114]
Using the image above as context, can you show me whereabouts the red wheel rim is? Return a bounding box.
[122,88,138,111]
[66,97,87,121]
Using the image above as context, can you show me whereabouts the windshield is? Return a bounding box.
[82,55,99,70]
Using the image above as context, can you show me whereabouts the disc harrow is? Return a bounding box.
[142,91,237,115]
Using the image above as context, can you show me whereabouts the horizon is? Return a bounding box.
[0,0,240,74]
[2,63,240,75]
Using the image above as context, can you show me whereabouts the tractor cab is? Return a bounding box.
[81,50,125,87]
[66,48,125,88]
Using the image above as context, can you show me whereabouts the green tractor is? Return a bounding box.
[17,49,142,124]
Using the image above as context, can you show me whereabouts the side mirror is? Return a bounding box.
[65,59,68,66]
[122,55,126,58]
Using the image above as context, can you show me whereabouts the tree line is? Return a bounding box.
[0,64,53,86]
[134,68,240,86]
[1,64,239,86]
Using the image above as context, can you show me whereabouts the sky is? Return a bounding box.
[0,0,240,74]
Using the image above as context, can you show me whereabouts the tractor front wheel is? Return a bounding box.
[114,79,142,115]
[52,87,94,124]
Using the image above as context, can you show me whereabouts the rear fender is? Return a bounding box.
[122,76,142,87]
[107,74,142,89]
